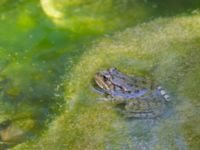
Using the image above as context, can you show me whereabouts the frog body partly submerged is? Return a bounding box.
[93,68,170,118]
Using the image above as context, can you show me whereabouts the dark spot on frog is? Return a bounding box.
[134,90,140,93]
[127,91,132,94]
[116,103,126,110]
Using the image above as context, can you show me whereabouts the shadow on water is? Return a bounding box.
[0,0,200,148]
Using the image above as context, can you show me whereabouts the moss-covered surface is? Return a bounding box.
[13,14,200,149]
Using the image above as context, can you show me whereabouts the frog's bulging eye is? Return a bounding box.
[104,74,111,79]
[103,76,108,81]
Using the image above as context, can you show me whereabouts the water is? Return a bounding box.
[0,0,199,149]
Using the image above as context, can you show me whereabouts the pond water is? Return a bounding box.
[0,0,199,150]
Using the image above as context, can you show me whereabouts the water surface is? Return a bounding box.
[0,0,199,149]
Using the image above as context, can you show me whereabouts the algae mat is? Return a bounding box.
[0,1,155,147]
[14,14,200,150]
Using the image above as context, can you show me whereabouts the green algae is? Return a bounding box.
[40,0,153,35]
[0,0,157,148]
[13,14,200,149]
[63,15,200,150]
[0,0,199,149]
[13,104,128,150]
[0,1,159,145]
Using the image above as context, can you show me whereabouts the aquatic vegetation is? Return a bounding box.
[40,0,153,35]
[0,1,157,146]
[0,0,199,149]
[13,14,200,149]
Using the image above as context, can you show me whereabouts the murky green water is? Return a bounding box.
[0,0,199,149]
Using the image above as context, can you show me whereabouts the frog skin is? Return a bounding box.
[93,68,170,118]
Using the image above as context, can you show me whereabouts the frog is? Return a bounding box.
[93,68,170,118]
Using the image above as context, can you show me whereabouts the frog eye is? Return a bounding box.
[102,76,107,81]
[104,74,111,79]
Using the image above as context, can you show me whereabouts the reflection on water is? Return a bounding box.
[40,0,152,34]
[0,0,199,149]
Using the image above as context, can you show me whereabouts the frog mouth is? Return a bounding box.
[91,78,106,95]
[91,85,106,95]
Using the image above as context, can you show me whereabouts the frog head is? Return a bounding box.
[94,69,113,91]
